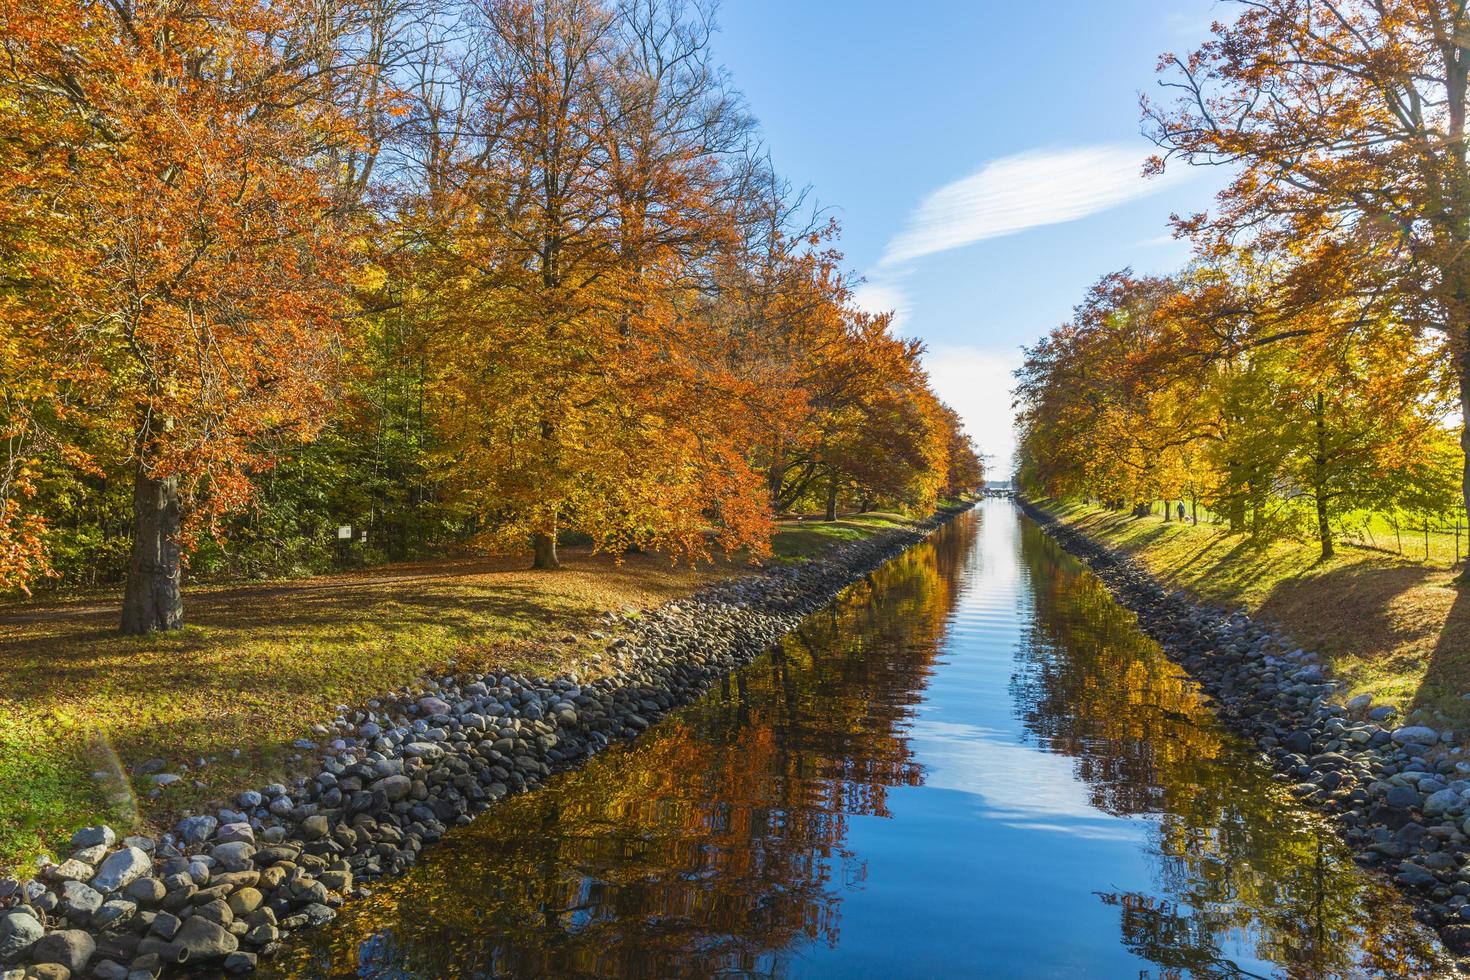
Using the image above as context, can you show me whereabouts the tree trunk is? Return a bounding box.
[1460,363,1470,579]
[532,528,559,570]
[1315,391,1333,560]
[825,472,838,522]
[119,461,183,634]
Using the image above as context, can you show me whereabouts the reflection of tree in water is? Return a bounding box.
[269,517,976,979]
[1012,523,1447,978]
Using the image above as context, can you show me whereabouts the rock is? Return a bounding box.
[28,965,70,980]
[44,860,95,883]
[149,774,182,788]
[226,888,263,917]
[173,916,238,961]
[70,827,115,851]
[123,877,166,905]
[0,910,44,963]
[300,815,329,841]
[59,880,103,920]
[223,951,259,974]
[1283,731,1313,754]
[374,775,412,802]
[1392,726,1440,746]
[90,847,151,893]
[174,815,218,846]
[91,898,137,930]
[402,742,443,761]
[214,823,255,846]
[30,930,95,973]
[417,696,452,716]
[209,842,255,872]
[1425,788,1464,816]
[1346,694,1373,712]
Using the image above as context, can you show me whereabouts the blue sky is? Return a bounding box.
[713,0,1227,475]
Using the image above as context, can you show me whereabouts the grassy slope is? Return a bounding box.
[1039,498,1470,731]
[0,511,915,872]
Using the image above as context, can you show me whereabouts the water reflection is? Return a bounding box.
[267,503,1449,979]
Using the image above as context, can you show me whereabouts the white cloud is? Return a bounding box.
[922,345,1022,479]
[881,144,1188,266]
[851,280,911,332]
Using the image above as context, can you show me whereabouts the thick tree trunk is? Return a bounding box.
[120,462,183,634]
[824,472,838,522]
[532,529,559,570]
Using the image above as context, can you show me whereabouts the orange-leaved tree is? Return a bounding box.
[1,0,361,630]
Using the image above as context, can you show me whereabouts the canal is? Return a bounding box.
[268,500,1449,978]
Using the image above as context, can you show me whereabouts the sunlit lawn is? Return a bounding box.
[0,513,916,873]
[1043,499,1470,737]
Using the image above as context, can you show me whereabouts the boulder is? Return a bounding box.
[30,930,96,973]
[90,847,151,893]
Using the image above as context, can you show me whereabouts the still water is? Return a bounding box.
[270,501,1450,978]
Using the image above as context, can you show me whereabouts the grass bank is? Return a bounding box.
[1033,498,1470,732]
[0,512,916,873]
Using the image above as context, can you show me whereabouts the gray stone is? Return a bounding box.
[374,775,412,802]
[59,880,103,919]
[417,696,452,716]
[1346,693,1374,712]
[1393,725,1441,746]
[91,898,137,930]
[402,742,443,760]
[0,910,43,963]
[1368,705,1397,722]
[223,951,259,974]
[30,930,95,973]
[1386,785,1421,809]
[174,815,218,846]
[173,915,238,960]
[210,842,256,871]
[215,822,255,846]
[90,847,150,893]
[1283,731,1313,754]
[45,860,95,883]
[123,877,165,905]
[69,826,115,851]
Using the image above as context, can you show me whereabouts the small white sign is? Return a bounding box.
[337,525,352,540]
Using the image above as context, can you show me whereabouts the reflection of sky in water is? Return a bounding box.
[269,501,1451,980]
[910,718,1144,842]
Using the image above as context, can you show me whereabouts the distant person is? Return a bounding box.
[1177,501,1186,522]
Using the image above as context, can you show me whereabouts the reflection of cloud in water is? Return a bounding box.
[910,719,1142,842]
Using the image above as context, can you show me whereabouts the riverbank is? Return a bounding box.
[0,512,915,876]
[1020,497,1470,966]
[0,506,969,977]
[1034,499,1470,728]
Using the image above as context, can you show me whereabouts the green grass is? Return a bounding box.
[1037,498,1470,733]
[0,513,917,873]
[766,512,915,563]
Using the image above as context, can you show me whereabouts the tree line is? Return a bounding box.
[0,0,982,631]
[1015,0,1470,564]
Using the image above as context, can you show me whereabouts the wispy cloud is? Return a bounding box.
[881,144,1188,266]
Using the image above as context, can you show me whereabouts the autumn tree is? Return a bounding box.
[1144,0,1470,554]
[1,0,363,630]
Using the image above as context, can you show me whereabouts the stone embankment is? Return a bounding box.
[0,507,968,979]
[1019,499,1470,967]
